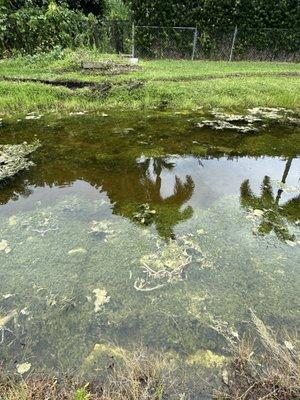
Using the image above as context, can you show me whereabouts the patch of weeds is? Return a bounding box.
[74,386,90,400]
[214,311,300,399]
[0,349,176,400]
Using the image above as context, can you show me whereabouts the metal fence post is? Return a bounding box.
[131,23,135,58]
[229,26,238,61]
[192,28,198,60]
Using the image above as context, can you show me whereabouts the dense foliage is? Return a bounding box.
[1,0,107,15]
[126,0,299,59]
[125,0,299,29]
[0,0,298,58]
[0,2,100,54]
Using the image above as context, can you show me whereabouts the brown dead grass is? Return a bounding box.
[0,349,173,400]
[214,311,300,400]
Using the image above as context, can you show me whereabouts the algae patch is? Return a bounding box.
[196,107,299,134]
[0,309,17,328]
[134,235,203,291]
[186,350,226,368]
[0,239,11,254]
[93,289,110,313]
[68,247,87,256]
[0,141,40,182]
[139,240,191,280]
[16,362,31,375]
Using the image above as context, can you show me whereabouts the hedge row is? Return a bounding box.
[125,0,299,30]
[126,0,299,60]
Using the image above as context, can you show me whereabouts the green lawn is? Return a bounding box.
[0,48,299,115]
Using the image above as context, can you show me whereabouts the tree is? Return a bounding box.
[1,0,107,16]
[62,0,107,16]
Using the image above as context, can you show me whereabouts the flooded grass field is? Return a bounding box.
[0,110,299,395]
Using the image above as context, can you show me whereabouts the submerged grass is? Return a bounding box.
[0,48,299,115]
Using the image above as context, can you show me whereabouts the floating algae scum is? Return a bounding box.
[0,108,299,395]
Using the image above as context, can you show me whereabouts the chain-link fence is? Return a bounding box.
[233,28,300,61]
[90,20,133,54]
[92,21,300,62]
[133,26,197,60]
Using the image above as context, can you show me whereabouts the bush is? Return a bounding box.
[0,2,99,56]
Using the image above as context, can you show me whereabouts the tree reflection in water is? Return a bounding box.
[109,157,195,239]
[0,155,195,239]
[240,158,300,241]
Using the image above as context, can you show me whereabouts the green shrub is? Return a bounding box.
[0,2,99,55]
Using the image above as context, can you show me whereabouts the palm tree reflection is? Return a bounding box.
[111,157,195,239]
[240,158,299,241]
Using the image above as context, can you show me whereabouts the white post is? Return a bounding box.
[131,23,135,58]
[229,26,238,61]
[192,28,198,60]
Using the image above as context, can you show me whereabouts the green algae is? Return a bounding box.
[186,350,226,368]
[0,111,299,390]
[0,193,299,376]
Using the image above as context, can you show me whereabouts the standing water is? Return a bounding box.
[0,110,299,394]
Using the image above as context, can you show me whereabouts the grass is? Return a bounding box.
[0,48,299,115]
[0,349,173,400]
[1,314,299,400]
[214,311,300,400]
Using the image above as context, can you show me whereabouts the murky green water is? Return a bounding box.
[0,111,299,392]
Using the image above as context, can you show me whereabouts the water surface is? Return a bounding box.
[0,111,299,394]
